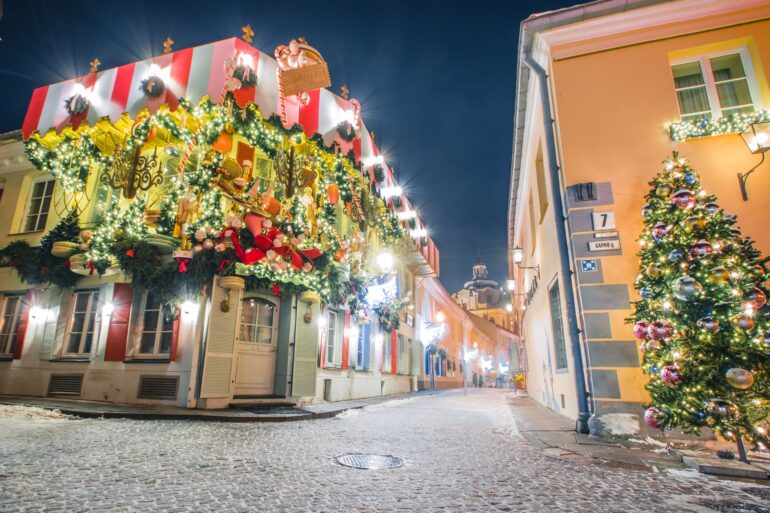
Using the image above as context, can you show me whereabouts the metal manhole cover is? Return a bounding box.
[335,453,404,470]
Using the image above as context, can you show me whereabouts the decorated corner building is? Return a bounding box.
[0,35,440,407]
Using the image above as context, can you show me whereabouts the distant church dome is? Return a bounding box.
[464,260,499,291]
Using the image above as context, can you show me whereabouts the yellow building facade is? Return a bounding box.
[509,0,770,434]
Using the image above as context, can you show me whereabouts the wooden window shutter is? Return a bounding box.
[341,311,351,370]
[104,283,132,361]
[169,310,180,361]
[12,289,35,359]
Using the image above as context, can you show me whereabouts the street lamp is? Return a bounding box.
[506,279,516,291]
[738,121,770,201]
[512,246,540,279]
[376,251,395,274]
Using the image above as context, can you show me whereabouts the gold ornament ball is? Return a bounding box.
[685,215,705,232]
[725,368,754,390]
[732,314,755,331]
[707,266,730,285]
[747,265,765,281]
[647,263,663,279]
[656,184,673,197]
[680,262,690,271]
[706,416,717,427]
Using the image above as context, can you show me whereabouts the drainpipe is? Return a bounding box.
[523,53,591,434]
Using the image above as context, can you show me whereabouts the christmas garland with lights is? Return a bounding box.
[669,109,770,141]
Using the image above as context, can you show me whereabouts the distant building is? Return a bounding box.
[452,261,516,332]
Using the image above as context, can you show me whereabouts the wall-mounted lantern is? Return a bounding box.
[738,121,770,201]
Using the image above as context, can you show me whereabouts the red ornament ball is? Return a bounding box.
[660,365,681,385]
[647,320,673,341]
[652,223,670,239]
[644,407,662,428]
[671,189,696,210]
[689,240,713,259]
[746,288,767,310]
[633,321,649,339]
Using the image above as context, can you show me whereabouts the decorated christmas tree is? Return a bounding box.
[631,152,770,461]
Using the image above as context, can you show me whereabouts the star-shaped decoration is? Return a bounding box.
[89,58,101,73]
[163,37,174,54]
[340,84,349,100]
[241,24,254,44]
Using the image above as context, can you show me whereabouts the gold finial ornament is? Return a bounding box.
[241,24,254,44]
[163,37,174,54]
[340,84,349,100]
[89,58,101,73]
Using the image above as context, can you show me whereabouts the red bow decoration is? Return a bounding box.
[230,230,266,265]
[176,257,190,273]
[126,249,135,258]
[217,258,231,273]
[272,283,281,297]
[87,261,96,275]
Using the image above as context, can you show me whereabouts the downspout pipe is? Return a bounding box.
[523,53,591,434]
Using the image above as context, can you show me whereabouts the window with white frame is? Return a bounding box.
[0,295,24,357]
[22,178,55,233]
[139,292,175,356]
[325,310,338,366]
[672,49,759,122]
[239,296,276,345]
[65,290,100,357]
[356,323,370,370]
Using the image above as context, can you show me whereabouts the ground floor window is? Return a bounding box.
[325,310,338,366]
[65,290,101,357]
[356,323,370,370]
[0,295,23,357]
[138,292,175,356]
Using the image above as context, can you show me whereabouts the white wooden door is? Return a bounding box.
[233,295,279,396]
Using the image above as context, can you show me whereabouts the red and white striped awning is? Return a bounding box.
[21,37,439,276]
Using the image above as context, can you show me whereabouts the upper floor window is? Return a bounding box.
[139,292,175,356]
[0,294,23,357]
[65,290,101,357]
[23,178,55,233]
[672,50,759,122]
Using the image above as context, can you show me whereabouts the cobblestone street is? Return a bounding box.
[1,390,769,512]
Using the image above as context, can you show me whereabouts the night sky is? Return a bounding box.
[0,0,577,293]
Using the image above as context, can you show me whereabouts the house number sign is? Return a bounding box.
[592,211,616,231]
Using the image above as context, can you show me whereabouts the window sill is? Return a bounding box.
[124,357,171,364]
[0,356,14,362]
[7,230,45,236]
[51,357,90,363]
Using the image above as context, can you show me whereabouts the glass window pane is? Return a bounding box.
[71,313,85,334]
[83,333,93,354]
[676,87,710,115]
[161,313,174,332]
[159,332,172,354]
[711,54,746,81]
[716,80,752,109]
[255,327,272,344]
[257,303,274,326]
[67,334,81,353]
[0,333,9,354]
[143,311,159,332]
[75,293,90,311]
[140,332,156,353]
[241,325,256,343]
[31,181,46,198]
[672,62,705,88]
[145,292,161,310]
[241,300,257,325]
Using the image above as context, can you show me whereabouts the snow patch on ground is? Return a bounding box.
[0,405,72,421]
[600,413,640,436]
[363,396,419,412]
[665,468,703,479]
[335,408,360,419]
[627,436,668,447]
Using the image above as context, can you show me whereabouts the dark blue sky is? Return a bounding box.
[0,0,576,292]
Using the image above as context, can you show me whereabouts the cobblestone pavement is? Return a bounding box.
[1,389,768,512]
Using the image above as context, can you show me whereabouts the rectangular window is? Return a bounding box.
[138,292,175,356]
[356,323,370,370]
[528,193,537,253]
[383,332,392,373]
[0,295,23,357]
[65,290,100,357]
[325,310,338,366]
[671,50,758,122]
[535,142,548,222]
[548,281,568,371]
[23,178,55,233]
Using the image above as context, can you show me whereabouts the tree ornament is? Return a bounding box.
[660,365,681,385]
[656,184,672,197]
[641,204,652,217]
[732,314,756,331]
[140,75,165,98]
[725,368,755,390]
[710,400,738,418]
[684,215,705,232]
[644,339,662,352]
[679,262,690,271]
[652,223,670,240]
[707,266,730,285]
[647,320,673,340]
[644,407,662,428]
[64,94,89,116]
[673,275,702,301]
[633,321,649,339]
[668,249,685,263]
[646,263,663,279]
[689,240,713,259]
[684,172,697,185]
[696,316,720,332]
[671,189,696,210]
[639,287,652,299]
[747,265,766,281]
[746,288,767,310]
[704,203,720,215]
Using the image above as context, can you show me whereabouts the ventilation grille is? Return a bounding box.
[138,375,179,401]
[47,374,83,396]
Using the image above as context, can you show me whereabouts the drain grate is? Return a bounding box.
[335,453,404,470]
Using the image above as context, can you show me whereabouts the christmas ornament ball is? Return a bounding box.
[646,263,663,279]
[684,172,697,185]
[696,316,720,332]
[684,215,705,232]
[668,249,685,263]
[633,321,649,339]
[732,314,756,331]
[673,275,702,301]
[671,189,696,209]
[689,240,713,259]
[707,266,730,285]
[656,184,673,197]
[746,288,767,309]
[641,204,652,217]
[704,203,720,215]
[639,287,652,299]
[652,223,670,239]
[747,265,766,281]
[710,400,737,418]
[660,365,681,384]
[647,320,673,341]
[725,368,754,390]
[644,407,662,428]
